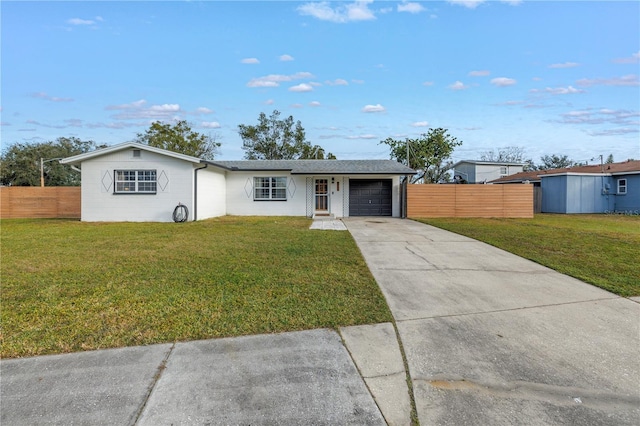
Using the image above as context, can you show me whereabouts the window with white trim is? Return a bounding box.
[617,178,627,195]
[254,177,287,200]
[500,166,508,175]
[114,170,157,194]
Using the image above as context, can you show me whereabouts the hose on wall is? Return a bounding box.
[173,203,189,222]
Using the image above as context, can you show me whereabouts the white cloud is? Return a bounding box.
[194,107,214,115]
[362,104,386,113]
[530,86,585,95]
[309,81,323,87]
[557,108,639,126]
[326,78,349,86]
[279,54,294,62]
[297,1,376,23]
[347,134,377,139]
[289,83,314,92]
[105,99,182,120]
[398,2,426,14]
[352,79,365,84]
[241,58,260,64]
[447,0,485,9]
[576,74,639,87]
[422,81,434,86]
[411,121,429,127]
[291,103,304,108]
[264,99,275,105]
[67,18,95,25]
[106,99,146,110]
[613,51,640,64]
[31,92,74,102]
[469,70,490,77]
[587,128,639,136]
[247,72,314,88]
[490,77,517,87]
[248,80,279,88]
[548,62,580,69]
[309,101,321,107]
[447,0,519,8]
[201,121,221,128]
[150,104,179,112]
[449,81,468,90]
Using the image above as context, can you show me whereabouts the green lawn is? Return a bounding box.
[414,214,640,297]
[1,217,391,358]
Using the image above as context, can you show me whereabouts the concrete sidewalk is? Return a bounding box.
[1,326,410,425]
[345,217,640,426]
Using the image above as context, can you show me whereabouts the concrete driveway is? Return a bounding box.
[345,217,640,425]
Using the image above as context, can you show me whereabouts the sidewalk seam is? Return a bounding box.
[132,343,175,425]
[390,320,420,426]
[396,296,623,323]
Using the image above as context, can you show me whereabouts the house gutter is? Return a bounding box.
[193,163,208,221]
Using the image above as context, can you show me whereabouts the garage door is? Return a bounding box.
[349,179,392,216]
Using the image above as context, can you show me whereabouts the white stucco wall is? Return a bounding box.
[195,167,226,219]
[225,172,308,216]
[80,149,196,222]
[223,173,402,218]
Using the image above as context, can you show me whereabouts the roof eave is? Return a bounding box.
[60,142,202,165]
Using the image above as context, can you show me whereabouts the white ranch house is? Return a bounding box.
[61,142,414,222]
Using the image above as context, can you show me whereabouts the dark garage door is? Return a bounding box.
[349,179,392,216]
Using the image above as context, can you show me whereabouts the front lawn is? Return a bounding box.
[414,214,640,297]
[1,217,391,358]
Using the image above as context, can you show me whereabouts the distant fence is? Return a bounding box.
[534,187,542,214]
[0,187,81,219]
[407,184,533,218]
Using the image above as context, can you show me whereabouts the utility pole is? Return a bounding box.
[40,158,62,187]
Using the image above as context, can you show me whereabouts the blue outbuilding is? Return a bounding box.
[540,161,639,214]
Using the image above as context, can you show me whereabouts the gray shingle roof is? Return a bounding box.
[207,160,414,175]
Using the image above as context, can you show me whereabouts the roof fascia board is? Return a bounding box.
[611,170,640,176]
[541,172,611,178]
[61,142,202,165]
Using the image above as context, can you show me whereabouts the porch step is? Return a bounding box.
[312,213,335,219]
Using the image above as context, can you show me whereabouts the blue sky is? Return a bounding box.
[2,1,639,164]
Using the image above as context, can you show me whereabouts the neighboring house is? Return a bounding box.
[60,142,414,222]
[491,160,640,214]
[452,160,525,184]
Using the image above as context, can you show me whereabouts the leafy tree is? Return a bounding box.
[135,120,220,160]
[605,154,614,164]
[538,154,580,170]
[0,137,95,186]
[299,144,337,160]
[380,128,462,183]
[238,110,335,160]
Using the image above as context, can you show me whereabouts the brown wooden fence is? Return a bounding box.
[407,184,533,218]
[0,187,81,219]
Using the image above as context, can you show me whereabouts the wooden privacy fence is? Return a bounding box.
[407,184,533,218]
[0,187,81,219]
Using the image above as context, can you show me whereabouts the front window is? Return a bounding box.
[254,177,287,200]
[500,166,508,175]
[115,170,157,194]
[617,178,627,195]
